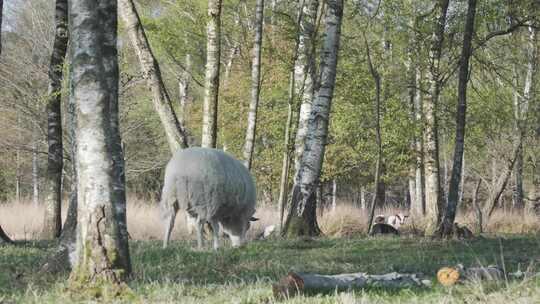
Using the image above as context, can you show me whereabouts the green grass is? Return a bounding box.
[1,235,540,303]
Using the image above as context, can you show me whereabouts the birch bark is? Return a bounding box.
[243,0,265,169]
[68,0,130,288]
[119,0,189,153]
[201,0,223,148]
[283,0,343,237]
[423,0,449,235]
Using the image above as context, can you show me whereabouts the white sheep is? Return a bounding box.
[160,147,257,249]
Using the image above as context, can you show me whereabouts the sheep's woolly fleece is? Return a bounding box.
[160,147,256,222]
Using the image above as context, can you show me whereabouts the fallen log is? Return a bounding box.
[273,271,429,298]
[437,265,504,286]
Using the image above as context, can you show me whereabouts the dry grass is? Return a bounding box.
[1,197,538,241]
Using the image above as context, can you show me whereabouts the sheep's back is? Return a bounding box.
[165,148,256,221]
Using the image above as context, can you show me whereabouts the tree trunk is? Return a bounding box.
[273,271,426,298]
[472,179,482,233]
[438,0,476,237]
[68,0,130,290]
[364,34,383,234]
[0,0,13,245]
[486,142,522,218]
[43,0,68,239]
[423,0,449,235]
[331,178,337,211]
[40,85,79,274]
[201,0,222,148]
[514,25,537,210]
[414,62,425,216]
[283,0,343,237]
[278,0,306,230]
[179,53,192,122]
[119,0,189,153]
[242,0,265,170]
[32,130,39,206]
[293,0,319,173]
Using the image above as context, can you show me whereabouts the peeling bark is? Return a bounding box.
[284,0,343,237]
[68,0,129,289]
[293,0,319,173]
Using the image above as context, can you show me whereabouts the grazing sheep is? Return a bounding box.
[160,147,257,249]
[369,223,399,236]
[372,213,408,230]
[386,213,408,229]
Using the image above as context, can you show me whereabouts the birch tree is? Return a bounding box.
[293,0,319,173]
[68,0,130,290]
[423,0,449,234]
[0,0,12,245]
[439,0,477,237]
[513,24,538,210]
[242,0,265,169]
[201,0,222,148]
[119,0,189,153]
[42,0,68,239]
[283,0,343,237]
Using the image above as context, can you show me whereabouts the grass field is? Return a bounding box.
[2,202,540,303]
[1,235,540,303]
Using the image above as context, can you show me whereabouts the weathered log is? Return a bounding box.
[273,271,428,298]
[437,265,504,286]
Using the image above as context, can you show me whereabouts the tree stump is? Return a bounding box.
[273,271,428,298]
[437,265,503,286]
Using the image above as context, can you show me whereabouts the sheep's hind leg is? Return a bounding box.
[163,203,178,249]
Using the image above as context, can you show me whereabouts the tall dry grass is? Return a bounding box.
[0,197,538,241]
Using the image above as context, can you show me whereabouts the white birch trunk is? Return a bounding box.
[243,0,265,169]
[201,0,222,148]
[119,0,189,153]
[69,0,129,287]
[423,0,449,235]
[284,0,343,237]
[293,0,319,174]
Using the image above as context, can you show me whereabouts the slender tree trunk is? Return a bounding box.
[32,130,39,206]
[179,53,192,122]
[68,0,129,290]
[439,0,476,237]
[278,0,306,230]
[486,142,522,218]
[106,6,131,275]
[331,178,337,211]
[472,179,482,233]
[243,0,265,169]
[364,34,383,234]
[414,65,426,216]
[43,0,68,239]
[119,0,189,153]
[201,0,222,148]
[423,0,449,235]
[40,93,79,274]
[0,0,13,245]
[293,0,319,173]
[514,25,537,210]
[283,0,343,237]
